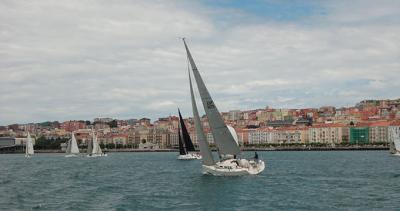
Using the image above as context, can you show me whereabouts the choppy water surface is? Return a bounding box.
[0,151,399,210]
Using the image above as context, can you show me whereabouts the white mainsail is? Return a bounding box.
[189,69,215,165]
[183,39,241,156]
[394,136,400,152]
[70,133,80,154]
[25,132,34,156]
[91,131,103,155]
[66,139,72,154]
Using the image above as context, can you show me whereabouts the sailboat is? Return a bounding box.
[87,130,107,157]
[25,132,34,158]
[390,127,400,156]
[65,132,80,157]
[177,109,202,160]
[184,39,265,176]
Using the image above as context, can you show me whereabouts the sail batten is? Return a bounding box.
[189,67,215,165]
[183,39,241,156]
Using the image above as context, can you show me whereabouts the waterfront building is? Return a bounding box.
[349,127,369,144]
[14,136,36,146]
[235,128,248,145]
[272,127,308,144]
[112,134,128,145]
[248,128,272,145]
[368,121,390,143]
[308,124,347,144]
[0,137,15,147]
[169,130,179,147]
[248,127,308,144]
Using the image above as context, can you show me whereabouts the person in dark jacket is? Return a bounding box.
[254,152,259,160]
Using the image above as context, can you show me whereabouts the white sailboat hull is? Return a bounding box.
[65,154,79,158]
[392,152,400,156]
[178,153,202,160]
[202,159,265,176]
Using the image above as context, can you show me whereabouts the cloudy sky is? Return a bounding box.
[1,0,399,125]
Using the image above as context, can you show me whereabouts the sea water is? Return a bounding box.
[0,151,399,210]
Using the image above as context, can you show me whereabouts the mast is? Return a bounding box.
[189,66,215,165]
[25,136,28,155]
[183,39,240,156]
[178,109,196,152]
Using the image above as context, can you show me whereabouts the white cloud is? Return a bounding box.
[0,0,399,124]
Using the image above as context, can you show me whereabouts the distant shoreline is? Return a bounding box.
[0,145,389,154]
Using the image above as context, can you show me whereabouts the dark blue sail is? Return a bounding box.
[178,122,186,155]
[178,109,196,152]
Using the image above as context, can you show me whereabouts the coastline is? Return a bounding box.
[0,145,389,154]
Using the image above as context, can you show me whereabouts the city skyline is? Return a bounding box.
[2,98,399,126]
[1,0,399,125]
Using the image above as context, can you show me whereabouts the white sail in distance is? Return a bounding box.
[26,132,34,156]
[394,134,400,152]
[189,67,214,165]
[183,39,241,156]
[66,139,72,154]
[70,133,80,154]
[92,131,103,155]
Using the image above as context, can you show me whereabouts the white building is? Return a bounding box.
[248,130,272,144]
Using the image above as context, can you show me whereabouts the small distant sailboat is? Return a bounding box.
[65,133,80,157]
[390,128,400,156]
[25,132,34,158]
[184,39,265,176]
[177,109,202,160]
[87,131,107,157]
